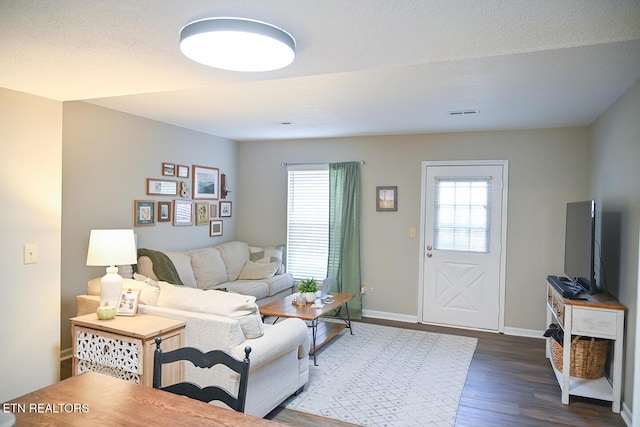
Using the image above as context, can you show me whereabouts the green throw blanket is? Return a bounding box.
[134,248,184,286]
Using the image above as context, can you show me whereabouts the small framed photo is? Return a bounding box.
[147,178,178,196]
[376,186,397,212]
[173,200,193,226]
[195,202,209,226]
[157,201,172,222]
[209,203,218,218]
[220,201,232,217]
[177,165,190,178]
[117,288,140,316]
[192,165,219,200]
[210,220,223,237]
[162,163,176,176]
[134,200,155,226]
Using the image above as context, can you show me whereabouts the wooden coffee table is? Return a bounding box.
[260,292,354,365]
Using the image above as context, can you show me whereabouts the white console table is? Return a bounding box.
[546,280,625,413]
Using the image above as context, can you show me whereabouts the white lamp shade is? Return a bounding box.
[179,17,295,72]
[86,229,137,267]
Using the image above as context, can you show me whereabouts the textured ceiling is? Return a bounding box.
[1,0,639,141]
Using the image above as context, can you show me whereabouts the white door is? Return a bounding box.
[420,161,507,331]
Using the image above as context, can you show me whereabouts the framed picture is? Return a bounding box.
[147,178,178,196]
[195,202,209,226]
[134,200,155,226]
[192,165,219,200]
[117,288,140,316]
[157,201,172,222]
[173,200,193,226]
[162,162,176,176]
[209,203,218,218]
[177,165,190,178]
[210,220,223,237]
[376,186,397,212]
[220,201,232,217]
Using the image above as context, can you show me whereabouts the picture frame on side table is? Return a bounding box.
[177,165,189,178]
[376,186,397,212]
[134,200,155,226]
[195,202,209,226]
[192,165,219,200]
[173,200,193,226]
[117,288,140,316]
[210,220,223,237]
[162,163,176,176]
[147,178,178,196]
[220,201,232,217]
[157,201,172,222]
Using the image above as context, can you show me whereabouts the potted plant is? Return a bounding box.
[298,278,319,303]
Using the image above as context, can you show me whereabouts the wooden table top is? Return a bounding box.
[260,292,354,321]
[69,313,186,339]
[4,372,285,426]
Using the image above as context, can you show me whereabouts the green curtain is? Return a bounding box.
[328,162,362,319]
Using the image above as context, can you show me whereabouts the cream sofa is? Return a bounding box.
[135,241,293,306]
[77,277,310,418]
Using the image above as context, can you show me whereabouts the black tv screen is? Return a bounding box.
[564,200,597,294]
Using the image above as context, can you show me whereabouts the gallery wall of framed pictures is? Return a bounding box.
[133,162,232,237]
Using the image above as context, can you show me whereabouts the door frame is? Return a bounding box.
[417,160,509,333]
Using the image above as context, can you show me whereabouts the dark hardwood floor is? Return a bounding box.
[62,318,626,426]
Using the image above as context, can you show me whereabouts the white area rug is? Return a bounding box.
[283,321,477,427]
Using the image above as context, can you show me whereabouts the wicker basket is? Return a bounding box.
[551,336,609,379]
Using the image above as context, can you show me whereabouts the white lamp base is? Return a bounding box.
[100,265,123,307]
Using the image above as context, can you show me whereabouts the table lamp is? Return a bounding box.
[86,229,137,306]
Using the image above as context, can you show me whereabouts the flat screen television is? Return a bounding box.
[564,200,598,294]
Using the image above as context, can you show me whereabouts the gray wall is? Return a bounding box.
[237,128,591,330]
[0,88,62,401]
[590,80,640,416]
[61,101,237,349]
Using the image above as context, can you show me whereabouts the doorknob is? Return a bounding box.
[426,245,432,250]
[426,253,432,258]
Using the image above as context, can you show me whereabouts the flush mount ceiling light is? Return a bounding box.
[179,17,296,72]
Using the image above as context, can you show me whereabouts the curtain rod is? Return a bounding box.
[281,161,365,167]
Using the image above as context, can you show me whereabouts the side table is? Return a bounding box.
[70,313,185,387]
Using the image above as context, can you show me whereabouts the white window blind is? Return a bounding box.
[286,167,329,281]
[434,177,491,253]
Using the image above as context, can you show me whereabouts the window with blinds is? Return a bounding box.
[433,177,491,253]
[286,167,329,281]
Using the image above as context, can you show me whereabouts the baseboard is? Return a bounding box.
[621,401,632,426]
[361,309,418,323]
[502,327,546,339]
[60,347,73,361]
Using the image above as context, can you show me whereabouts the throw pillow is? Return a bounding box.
[249,245,286,274]
[188,247,228,289]
[217,241,250,282]
[156,282,264,339]
[238,260,280,280]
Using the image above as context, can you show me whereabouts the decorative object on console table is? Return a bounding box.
[117,288,141,316]
[86,229,137,308]
[192,165,219,200]
[70,313,185,387]
[195,202,209,226]
[209,220,223,237]
[220,173,231,199]
[173,200,193,226]
[157,201,172,222]
[162,162,176,176]
[298,278,319,303]
[376,186,397,211]
[220,201,232,217]
[134,200,155,227]
[147,178,178,196]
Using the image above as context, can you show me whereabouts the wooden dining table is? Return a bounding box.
[4,371,286,426]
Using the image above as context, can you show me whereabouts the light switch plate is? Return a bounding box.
[24,243,38,264]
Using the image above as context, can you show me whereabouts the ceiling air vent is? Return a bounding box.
[448,109,479,116]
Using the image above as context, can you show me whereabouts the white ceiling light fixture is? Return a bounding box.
[179,17,296,72]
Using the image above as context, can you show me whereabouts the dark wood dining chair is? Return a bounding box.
[153,337,251,412]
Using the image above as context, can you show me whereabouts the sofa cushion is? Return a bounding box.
[217,241,249,282]
[264,273,295,296]
[238,261,280,280]
[157,282,264,338]
[249,245,286,274]
[164,251,198,288]
[224,280,270,300]
[89,277,161,306]
[188,247,228,289]
[136,256,159,281]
